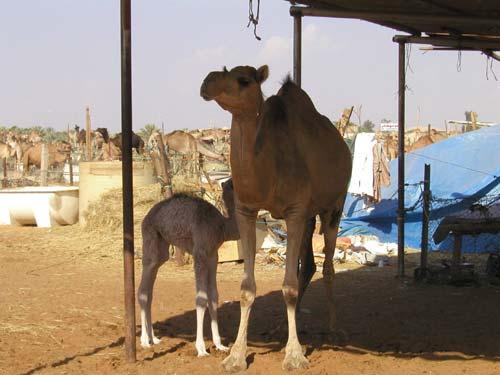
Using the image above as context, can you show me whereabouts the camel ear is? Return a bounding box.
[256,65,269,84]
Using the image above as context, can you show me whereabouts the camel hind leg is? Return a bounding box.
[320,209,342,332]
[193,248,210,356]
[206,251,228,352]
[138,227,169,348]
[297,216,317,310]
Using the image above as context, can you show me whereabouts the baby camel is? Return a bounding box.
[138,179,239,356]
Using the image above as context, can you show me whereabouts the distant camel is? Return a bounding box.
[201,66,352,371]
[407,130,447,153]
[0,142,14,159]
[23,142,71,172]
[138,179,239,356]
[110,131,145,155]
[149,130,225,162]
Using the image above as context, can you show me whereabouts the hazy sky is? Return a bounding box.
[1,1,499,133]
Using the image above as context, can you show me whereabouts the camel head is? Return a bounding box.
[200,65,269,116]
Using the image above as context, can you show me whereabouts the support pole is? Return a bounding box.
[120,0,136,363]
[397,41,406,277]
[293,14,302,87]
[420,163,431,271]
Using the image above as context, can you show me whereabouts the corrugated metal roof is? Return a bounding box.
[289,1,500,50]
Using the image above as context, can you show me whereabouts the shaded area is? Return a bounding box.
[154,253,500,363]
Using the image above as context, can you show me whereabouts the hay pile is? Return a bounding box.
[83,176,222,237]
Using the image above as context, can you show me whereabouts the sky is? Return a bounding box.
[1,0,499,133]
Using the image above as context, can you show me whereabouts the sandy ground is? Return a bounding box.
[1,225,500,375]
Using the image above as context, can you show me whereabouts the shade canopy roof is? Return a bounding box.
[289,1,500,51]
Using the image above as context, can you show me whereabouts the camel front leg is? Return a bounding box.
[282,216,309,371]
[221,206,257,372]
[138,261,162,348]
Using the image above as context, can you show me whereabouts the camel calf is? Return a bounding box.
[138,179,239,356]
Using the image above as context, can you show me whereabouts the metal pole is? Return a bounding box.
[397,41,406,277]
[420,163,431,271]
[293,14,302,87]
[120,0,136,362]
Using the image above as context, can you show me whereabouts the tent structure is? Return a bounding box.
[119,0,500,362]
[341,125,500,252]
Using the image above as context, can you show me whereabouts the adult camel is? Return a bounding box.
[201,65,352,371]
[149,130,225,162]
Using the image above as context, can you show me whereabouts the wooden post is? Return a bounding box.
[420,164,431,272]
[40,143,49,186]
[2,158,7,188]
[155,133,173,198]
[85,106,92,161]
[67,124,73,186]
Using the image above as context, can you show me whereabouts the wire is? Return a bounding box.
[408,151,499,179]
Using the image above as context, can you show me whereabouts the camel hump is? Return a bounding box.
[255,95,290,156]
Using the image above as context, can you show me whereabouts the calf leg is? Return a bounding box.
[194,251,210,357]
[207,252,228,352]
[138,229,169,348]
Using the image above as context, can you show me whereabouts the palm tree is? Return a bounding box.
[138,123,159,141]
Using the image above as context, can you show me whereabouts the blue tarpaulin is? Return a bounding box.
[340,125,500,253]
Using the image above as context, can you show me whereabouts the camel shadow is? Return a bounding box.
[154,252,500,363]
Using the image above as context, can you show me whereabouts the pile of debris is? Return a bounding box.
[256,216,397,268]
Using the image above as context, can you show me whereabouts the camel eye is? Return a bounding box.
[238,77,250,87]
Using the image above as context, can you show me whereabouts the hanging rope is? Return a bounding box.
[456,50,462,72]
[485,55,498,81]
[247,0,261,41]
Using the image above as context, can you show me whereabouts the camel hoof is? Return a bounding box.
[216,344,230,352]
[140,336,152,348]
[221,352,248,373]
[197,350,210,357]
[282,348,309,371]
[152,336,162,345]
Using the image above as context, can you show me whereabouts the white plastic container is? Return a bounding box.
[0,186,79,227]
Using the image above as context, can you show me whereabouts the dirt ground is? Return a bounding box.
[1,225,500,375]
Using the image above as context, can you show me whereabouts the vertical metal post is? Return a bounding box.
[120,0,136,363]
[293,14,302,87]
[397,41,406,277]
[420,163,431,271]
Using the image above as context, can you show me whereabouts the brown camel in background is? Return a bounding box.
[149,130,225,162]
[201,65,352,371]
